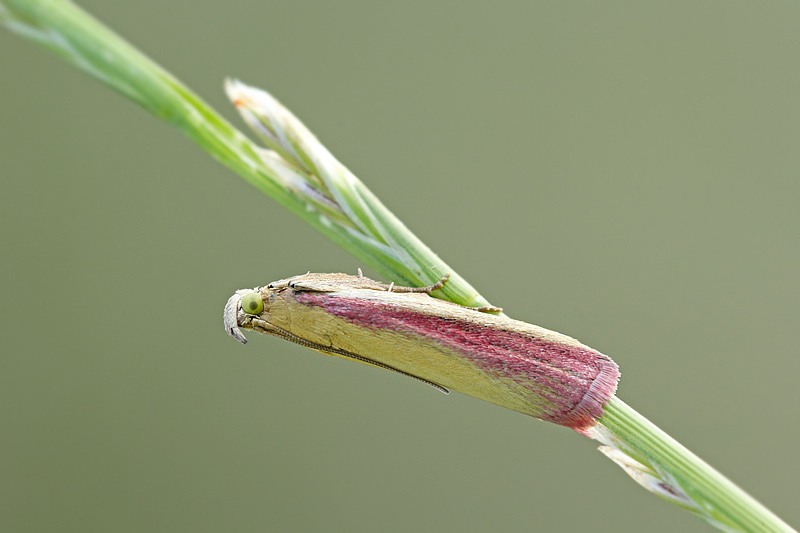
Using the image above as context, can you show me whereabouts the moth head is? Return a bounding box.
[241,292,264,315]
[223,287,268,344]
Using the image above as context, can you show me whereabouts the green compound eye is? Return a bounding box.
[241,292,264,315]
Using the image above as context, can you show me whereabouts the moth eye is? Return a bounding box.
[241,292,264,315]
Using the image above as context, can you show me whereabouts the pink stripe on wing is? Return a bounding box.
[296,292,619,432]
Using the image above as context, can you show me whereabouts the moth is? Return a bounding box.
[224,272,619,434]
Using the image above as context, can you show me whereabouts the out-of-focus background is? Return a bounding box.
[2,2,798,532]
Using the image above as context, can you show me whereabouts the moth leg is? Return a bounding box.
[388,273,450,293]
[382,274,501,312]
[250,318,450,394]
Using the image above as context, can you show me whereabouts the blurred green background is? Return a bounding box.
[2,2,798,532]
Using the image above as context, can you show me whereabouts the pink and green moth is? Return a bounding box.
[224,272,619,435]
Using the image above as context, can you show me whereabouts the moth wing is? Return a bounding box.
[286,273,388,293]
